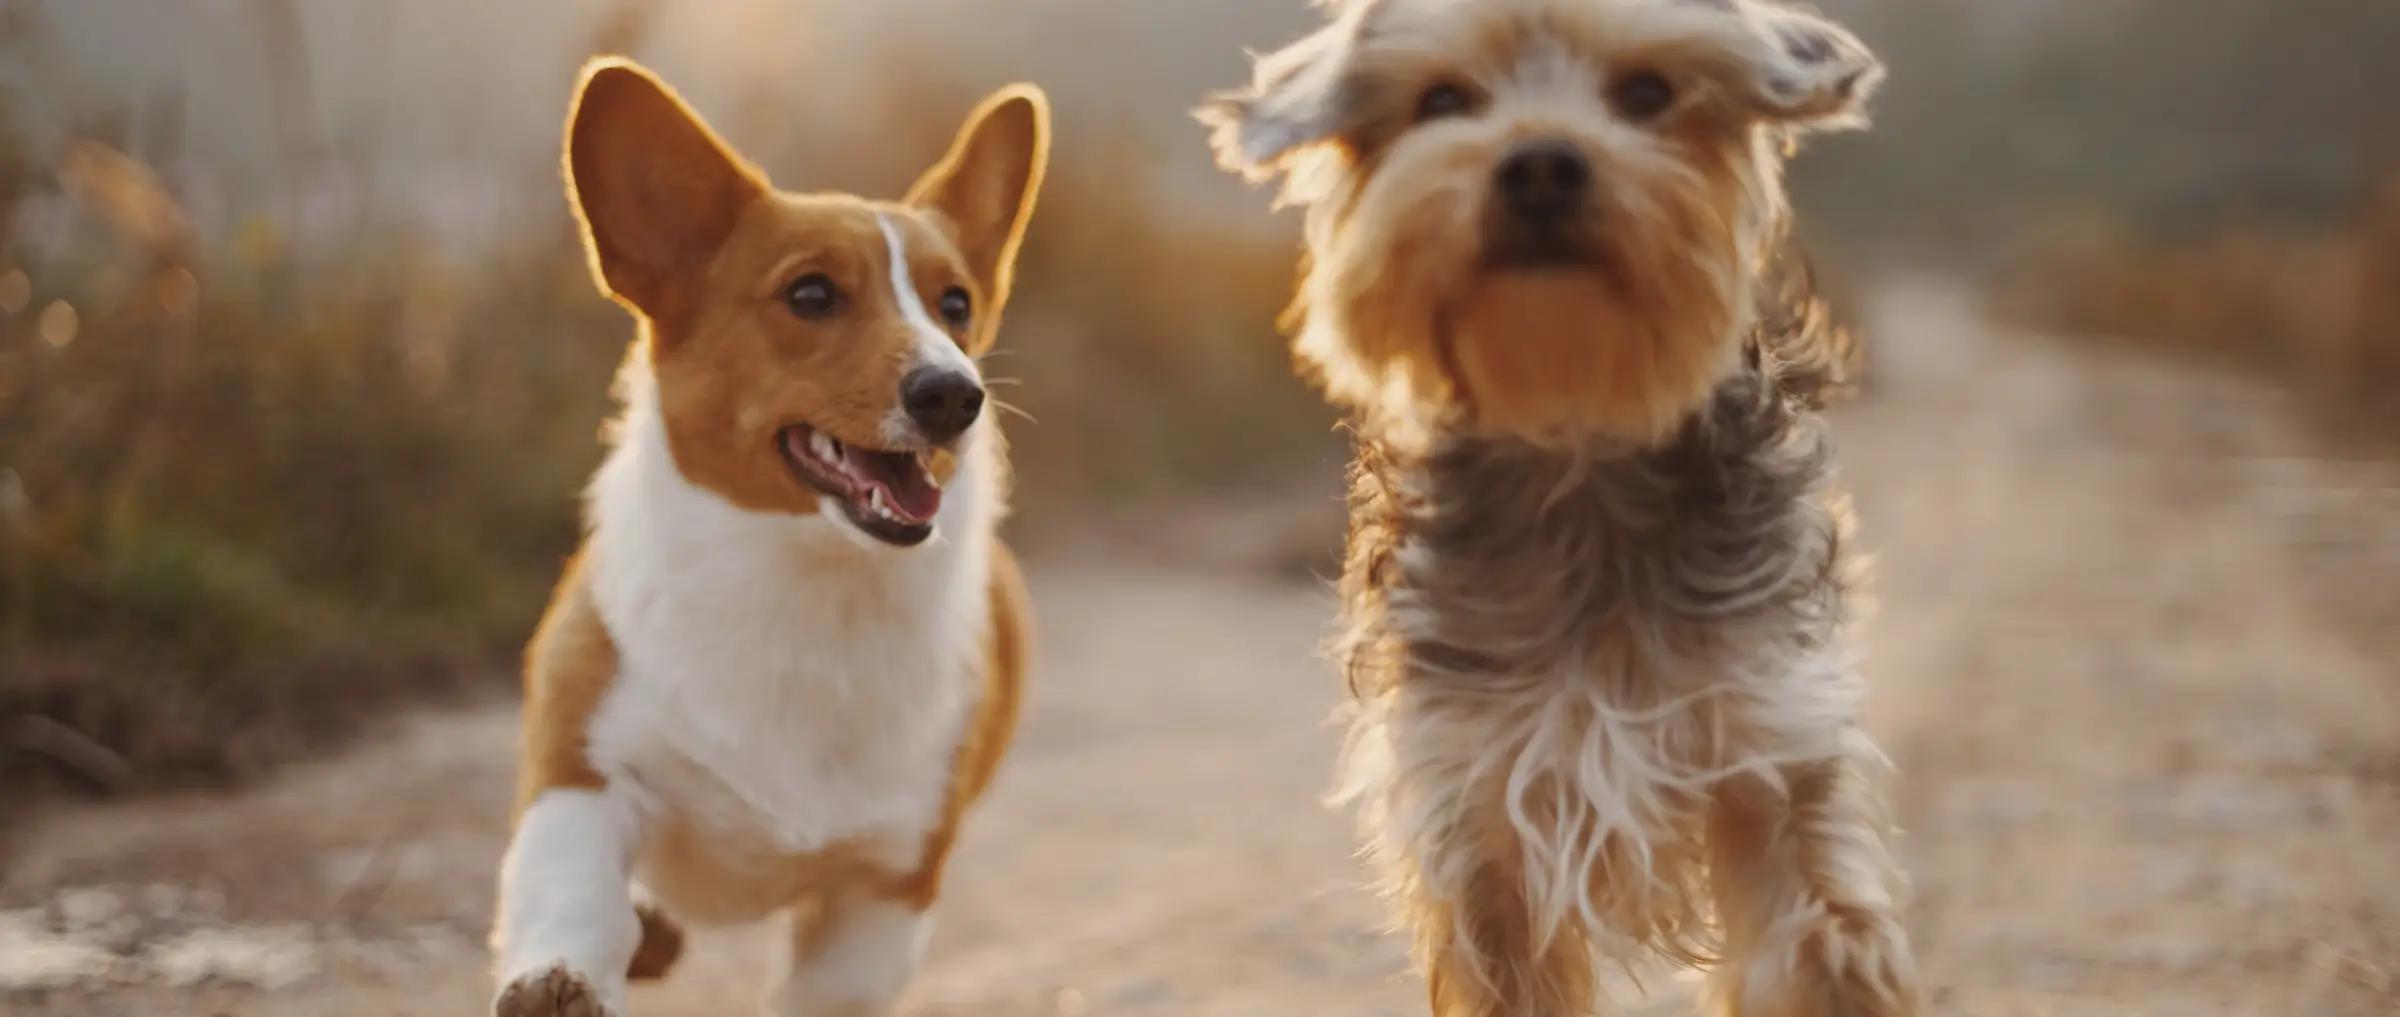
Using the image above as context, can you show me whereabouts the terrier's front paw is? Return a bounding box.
[496,964,616,1017]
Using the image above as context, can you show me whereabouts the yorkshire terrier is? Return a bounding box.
[1201,1,1918,1014]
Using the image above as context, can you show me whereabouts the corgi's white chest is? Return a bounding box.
[578,367,998,857]
[590,564,983,857]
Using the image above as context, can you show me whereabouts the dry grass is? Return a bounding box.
[1,140,627,796]
[0,55,1316,802]
[1992,176,2400,436]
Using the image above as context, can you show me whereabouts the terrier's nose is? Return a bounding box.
[1495,139,1592,221]
[901,367,984,443]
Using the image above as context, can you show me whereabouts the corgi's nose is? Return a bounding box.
[901,368,984,443]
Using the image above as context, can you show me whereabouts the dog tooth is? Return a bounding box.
[810,431,839,463]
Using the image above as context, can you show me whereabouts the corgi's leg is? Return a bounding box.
[770,889,933,1017]
[495,557,646,1015]
[625,883,686,982]
[1705,743,1918,1017]
[760,542,1023,1016]
[493,787,645,1017]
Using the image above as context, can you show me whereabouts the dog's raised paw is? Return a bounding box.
[495,965,613,1017]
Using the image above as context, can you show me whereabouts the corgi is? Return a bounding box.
[490,58,1047,1017]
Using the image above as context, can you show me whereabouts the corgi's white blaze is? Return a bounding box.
[491,789,641,1014]
[875,212,981,447]
[575,354,999,920]
[773,899,935,1017]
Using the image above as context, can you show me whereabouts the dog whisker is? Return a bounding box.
[988,397,1039,425]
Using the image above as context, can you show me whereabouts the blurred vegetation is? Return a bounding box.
[5,0,2395,803]
[0,7,1320,803]
[1808,0,2400,258]
[1993,180,2400,438]
[0,115,629,796]
[1810,0,2399,437]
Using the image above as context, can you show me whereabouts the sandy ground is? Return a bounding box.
[5,278,2396,1016]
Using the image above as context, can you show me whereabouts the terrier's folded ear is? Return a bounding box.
[1714,1,1883,130]
[1195,0,1381,182]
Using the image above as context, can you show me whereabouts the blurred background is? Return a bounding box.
[2,2,2395,1015]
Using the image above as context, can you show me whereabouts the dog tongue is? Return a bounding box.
[852,450,942,523]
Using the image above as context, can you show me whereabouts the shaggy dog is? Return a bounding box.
[1199,2,1919,1014]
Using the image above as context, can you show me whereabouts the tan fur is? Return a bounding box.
[500,58,1047,1008]
[1415,812,1600,1017]
[645,204,996,512]
[1205,0,1875,449]
[564,61,1043,516]
[625,903,684,982]
[906,87,1051,353]
[1202,3,1914,1015]
[1704,755,1915,1017]
[514,553,615,816]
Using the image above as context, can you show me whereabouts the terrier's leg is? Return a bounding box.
[1706,744,1918,1017]
[1415,854,1601,1017]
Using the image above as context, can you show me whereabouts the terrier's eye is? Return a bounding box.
[1414,82,1477,123]
[785,273,843,319]
[937,286,972,328]
[1611,71,1677,123]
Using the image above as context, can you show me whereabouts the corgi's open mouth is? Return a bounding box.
[777,425,941,547]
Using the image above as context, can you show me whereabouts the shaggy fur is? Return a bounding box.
[1333,273,1909,1016]
[1200,1,1918,1013]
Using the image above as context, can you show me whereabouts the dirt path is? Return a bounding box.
[5,278,2396,1015]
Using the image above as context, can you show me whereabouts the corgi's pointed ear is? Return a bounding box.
[906,84,1050,319]
[564,58,768,321]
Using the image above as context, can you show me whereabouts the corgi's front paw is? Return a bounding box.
[496,964,617,1017]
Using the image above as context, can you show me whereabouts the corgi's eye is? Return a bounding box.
[1415,82,1478,123]
[784,273,843,319]
[1610,71,1677,123]
[937,287,972,328]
